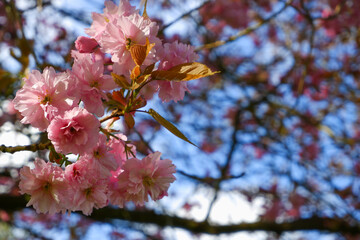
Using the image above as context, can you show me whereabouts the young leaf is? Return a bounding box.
[135,73,151,85]
[131,65,141,80]
[131,95,147,110]
[151,62,219,82]
[124,112,135,129]
[112,72,131,89]
[143,63,156,75]
[111,91,127,106]
[148,108,197,147]
[130,38,155,66]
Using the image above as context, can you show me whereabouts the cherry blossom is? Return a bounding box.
[64,158,91,185]
[9,0,205,215]
[71,52,116,116]
[13,67,74,131]
[107,133,136,168]
[85,0,137,41]
[47,107,100,155]
[19,158,67,215]
[157,41,199,102]
[99,12,161,66]
[65,157,107,215]
[75,36,99,53]
[83,134,117,177]
[114,152,176,206]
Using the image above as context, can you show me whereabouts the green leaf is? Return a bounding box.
[148,108,197,147]
[151,62,219,82]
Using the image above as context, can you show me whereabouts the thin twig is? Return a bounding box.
[159,1,211,34]
[133,128,155,154]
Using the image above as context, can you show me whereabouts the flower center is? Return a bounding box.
[143,176,154,187]
[90,81,99,88]
[84,188,92,197]
[126,38,133,50]
[93,150,101,159]
[43,182,51,192]
[62,122,83,141]
[41,95,51,104]
[70,126,77,134]
[73,167,80,178]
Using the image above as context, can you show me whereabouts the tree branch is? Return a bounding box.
[0,141,51,154]
[1,195,359,236]
[159,1,211,35]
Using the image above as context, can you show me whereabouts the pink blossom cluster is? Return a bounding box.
[199,0,273,35]
[11,0,206,215]
[20,149,175,215]
[320,0,360,38]
[199,0,252,34]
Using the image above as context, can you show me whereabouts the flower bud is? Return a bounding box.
[75,36,98,53]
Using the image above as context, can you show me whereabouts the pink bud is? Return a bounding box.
[75,36,98,53]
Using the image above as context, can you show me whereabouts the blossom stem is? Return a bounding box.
[100,127,120,140]
[136,78,155,96]
[133,109,148,113]
[99,113,122,123]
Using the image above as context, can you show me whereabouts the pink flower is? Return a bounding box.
[99,12,161,65]
[113,152,176,206]
[47,107,100,155]
[13,67,74,131]
[85,0,137,41]
[65,157,107,215]
[64,157,92,185]
[106,133,136,205]
[75,36,98,53]
[199,0,250,31]
[157,42,199,102]
[107,133,136,168]
[19,158,67,215]
[84,134,118,177]
[73,177,108,215]
[107,133,137,206]
[71,52,116,116]
[107,171,127,208]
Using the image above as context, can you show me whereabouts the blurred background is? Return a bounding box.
[1,0,360,239]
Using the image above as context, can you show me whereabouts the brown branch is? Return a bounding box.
[91,208,360,235]
[177,170,245,186]
[0,141,51,154]
[1,195,360,235]
[133,128,155,154]
[99,113,123,123]
[91,209,360,235]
